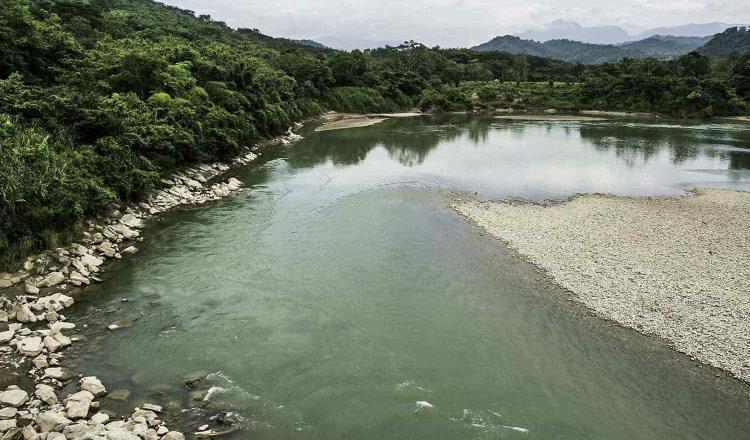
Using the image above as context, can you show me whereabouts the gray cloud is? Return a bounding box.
[161,0,750,48]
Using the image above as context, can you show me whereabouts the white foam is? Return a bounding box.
[502,425,529,433]
[415,401,434,413]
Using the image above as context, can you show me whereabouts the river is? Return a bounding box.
[67,115,750,439]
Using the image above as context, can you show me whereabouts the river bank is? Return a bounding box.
[452,189,750,382]
[0,127,305,440]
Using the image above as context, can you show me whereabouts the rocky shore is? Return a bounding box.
[453,189,750,382]
[0,126,305,439]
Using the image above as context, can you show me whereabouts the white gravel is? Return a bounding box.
[453,189,750,381]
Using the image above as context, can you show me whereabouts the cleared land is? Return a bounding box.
[453,189,750,381]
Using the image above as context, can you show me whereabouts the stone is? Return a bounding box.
[120,246,139,255]
[0,389,29,407]
[106,390,129,402]
[0,408,17,419]
[43,367,76,381]
[120,214,143,229]
[81,254,103,268]
[43,335,62,353]
[141,404,161,413]
[35,385,57,405]
[143,428,158,440]
[90,412,109,424]
[0,330,15,344]
[36,410,71,432]
[20,425,37,440]
[38,272,65,288]
[0,419,16,433]
[156,426,168,435]
[32,355,48,370]
[161,432,185,440]
[13,303,36,323]
[69,271,90,286]
[17,336,43,357]
[80,377,106,397]
[198,424,208,431]
[47,433,65,440]
[24,283,39,295]
[106,325,120,331]
[64,390,94,419]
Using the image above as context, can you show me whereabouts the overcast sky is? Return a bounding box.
[161,0,750,48]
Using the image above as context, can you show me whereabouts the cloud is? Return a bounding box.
[160,0,749,48]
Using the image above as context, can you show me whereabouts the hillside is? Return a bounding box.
[698,27,750,58]
[471,34,705,63]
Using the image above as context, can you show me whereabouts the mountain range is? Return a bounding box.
[517,20,741,44]
[473,26,750,64]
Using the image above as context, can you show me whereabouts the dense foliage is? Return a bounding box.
[0,0,749,267]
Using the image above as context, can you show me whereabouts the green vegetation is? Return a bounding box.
[1,0,749,267]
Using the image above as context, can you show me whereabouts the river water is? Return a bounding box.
[69,115,750,439]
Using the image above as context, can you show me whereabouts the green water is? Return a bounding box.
[70,116,750,439]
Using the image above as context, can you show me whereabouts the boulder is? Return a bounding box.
[120,214,143,229]
[161,432,185,440]
[0,408,16,419]
[43,367,76,381]
[0,419,16,433]
[81,254,103,269]
[69,271,90,286]
[38,272,65,288]
[80,377,106,397]
[64,390,94,419]
[90,412,109,424]
[121,246,139,255]
[13,303,36,323]
[0,329,15,343]
[43,335,62,353]
[35,410,71,432]
[35,384,57,405]
[0,389,29,407]
[17,336,43,357]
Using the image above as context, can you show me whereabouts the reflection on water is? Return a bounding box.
[69,116,750,440]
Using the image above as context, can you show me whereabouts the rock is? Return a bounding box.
[198,425,208,431]
[24,283,39,295]
[107,390,130,402]
[47,433,65,440]
[36,410,71,432]
[143,428,158,440]
[81,254,103,269]
[0,280,11,290]
[156,426,168,435]
[43,335,62,353]
[90,412,109,424]
[106,324,120,331]
[0,419,16,433]
[20,425,37,440]
[141,404,161,413]
[69,271,90,286]
[13,304,36,324]
[106,429,141,440]
[17,336,43,357]
[80,377,106,397]
[32,355,48,370]
[1,389,29,407]
[120,214,143,229]
[64,390,94,419]
[120,246,139,255]
[38,272,65,288]
[35,384,57,405]
[43,367,76,381]
[161,432,185,440]
[0,329,15,343]
[0,408,17,419]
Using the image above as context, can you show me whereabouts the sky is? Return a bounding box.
[160,0,750,48]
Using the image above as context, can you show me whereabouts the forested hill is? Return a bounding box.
[698,27,750,58]
[471,34,710,63]
[1,0,749,267]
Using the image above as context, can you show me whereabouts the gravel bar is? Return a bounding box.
[453,189,750,381]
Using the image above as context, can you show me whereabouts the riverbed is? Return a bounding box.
[68,115,750,439]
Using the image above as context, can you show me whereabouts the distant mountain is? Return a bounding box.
[698,27,750,58]
[518,20,631,45]
[471,34,707,64]
[517,20,742,45]
[317,37,404,51]
[633,23,740,40]
[619,35,711,58]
